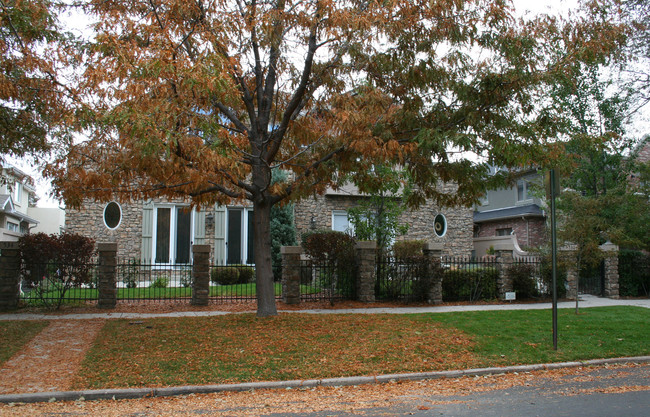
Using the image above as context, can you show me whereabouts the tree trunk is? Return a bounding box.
[253,199,278,317]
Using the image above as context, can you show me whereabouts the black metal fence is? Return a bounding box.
[116,260,193,302]
[298,259,356,302]
[618,250,650,297]
[208,264,274,302]
[19,260,100,307]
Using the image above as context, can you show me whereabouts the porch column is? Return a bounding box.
[191,245,211,306]
[281,246,302,305]
[97,243,118,309]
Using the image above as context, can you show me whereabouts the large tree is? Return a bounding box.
[0,0,69,163]
[48,0,625,316]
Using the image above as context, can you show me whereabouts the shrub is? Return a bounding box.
[508,263,539,299]
[211,266,240,285]
[19,232,95,309]
[235,265,255,284]
[442,267,499,302]
[149,276,169,289]
[301,230,356,265]
[392,240,425,261]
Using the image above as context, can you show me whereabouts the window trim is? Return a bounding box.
[226,207,254,265]
[332,210,354,235]
[516,179,533,203]
[103,201,122,230]
[6,221,19,232]
[151,204,195,265]
[434,213,447,238]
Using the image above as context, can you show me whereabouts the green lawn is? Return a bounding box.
[0,321,49,366]
[74,306,650,390]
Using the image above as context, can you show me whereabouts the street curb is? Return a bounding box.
[1,356,649,404]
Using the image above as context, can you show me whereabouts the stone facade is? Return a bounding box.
[474,217,546,250]
[294,185,474,257]
[66,200,144,260]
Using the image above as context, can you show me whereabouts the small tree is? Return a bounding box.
[347,165,410,258]
[270,170,297,281]
[19,232,95,309]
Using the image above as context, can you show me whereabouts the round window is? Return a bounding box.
[434,214,447,238]
[103,202,122,230]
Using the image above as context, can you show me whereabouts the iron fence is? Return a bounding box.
[299,259,356,302]
[116,260,193,302]
[208,264,276,302]
[19,260,100,307]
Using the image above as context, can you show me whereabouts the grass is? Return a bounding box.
[0,321,49,366]
[74,306,650,390]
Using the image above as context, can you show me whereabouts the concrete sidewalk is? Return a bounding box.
[1,294,648,321]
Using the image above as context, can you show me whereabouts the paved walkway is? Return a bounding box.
[1,294,649,321]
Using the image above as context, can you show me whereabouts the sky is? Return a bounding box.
[8,0,646,208]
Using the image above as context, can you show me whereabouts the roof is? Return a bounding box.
[474,204,545,223]
[0,194,39,224]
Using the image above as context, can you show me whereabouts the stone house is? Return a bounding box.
[66,183,474,264]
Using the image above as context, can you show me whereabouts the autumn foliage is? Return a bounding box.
[42,0,628,316]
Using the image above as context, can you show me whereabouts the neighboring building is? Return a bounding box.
[1,162,39,241]
[66,181,475,264]
[1,162,66,241]
[473,168,546,256]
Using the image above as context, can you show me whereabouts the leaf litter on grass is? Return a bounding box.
[74,313,480,389]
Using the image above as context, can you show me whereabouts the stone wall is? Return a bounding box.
[66,200,144,260]
[294,186,474,257]
[475,217,546,249]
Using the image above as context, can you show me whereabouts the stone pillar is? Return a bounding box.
[191,245,211,306]
[97,243,117,309]
[601,242,620,299]
[0,242,21,310]
[281,246,302,305]
[423,242,443,305]
[560,245,578,300]
[495,249,514,300]
[355,241,377,303]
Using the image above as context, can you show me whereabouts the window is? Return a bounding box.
[434,214,447,237]
[13,183,22,206]
[153,205,193,264]
[332,210,353,235]
[227,208,254,264]
[517,180,530,202]
[103,202,122,229]
[496,228,512,236]
[6,221,19,232]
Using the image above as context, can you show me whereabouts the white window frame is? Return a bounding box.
[103,201,122,230]
[6,221,19,232]
[226,207,254,265]
[13,183,22,207]
[151,204,195,265]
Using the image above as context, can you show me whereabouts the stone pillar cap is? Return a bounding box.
[281,246,302,254]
